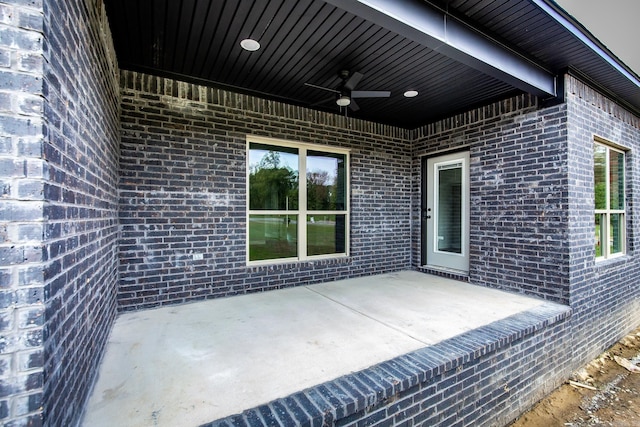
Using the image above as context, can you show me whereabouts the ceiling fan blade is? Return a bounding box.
[310,96,337,107]
[351,90,391,98]
[349,98,360,111]
[304,82,340,94]
[343,72,363,91]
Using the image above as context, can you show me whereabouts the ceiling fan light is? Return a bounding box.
[336,95,351,107]
[240,38,260,51]
[404,90,419,98]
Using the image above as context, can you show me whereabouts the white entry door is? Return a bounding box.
[424,151,470,272]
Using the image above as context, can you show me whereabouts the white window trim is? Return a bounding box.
[246,135,350,266]
[594,138,626,261]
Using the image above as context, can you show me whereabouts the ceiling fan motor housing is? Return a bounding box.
[304,69,389,112]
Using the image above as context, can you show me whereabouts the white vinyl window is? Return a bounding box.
[594,140,626,259]
[246,136,349,264]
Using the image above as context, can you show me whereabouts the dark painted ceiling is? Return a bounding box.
[103,0,640,129]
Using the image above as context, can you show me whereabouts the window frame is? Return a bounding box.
[594,138,627,260]
[246,135,350,265]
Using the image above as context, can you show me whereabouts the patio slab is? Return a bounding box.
[82,271,549,427]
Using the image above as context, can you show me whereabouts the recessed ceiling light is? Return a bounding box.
[404,90,419,98]
[240,38,260,52]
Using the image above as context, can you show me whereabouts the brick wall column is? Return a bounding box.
[565,74,640,367]
[0,0,46,425]
[40,0,120,425]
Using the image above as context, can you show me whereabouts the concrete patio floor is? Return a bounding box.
[82,271,550,427]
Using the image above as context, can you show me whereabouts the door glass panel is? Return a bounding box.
[249,143,299,210]
[306,214,346,256]
[249,214,298,261]
[437,163,462,254]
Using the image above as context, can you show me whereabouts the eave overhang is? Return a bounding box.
[323,0,558,99]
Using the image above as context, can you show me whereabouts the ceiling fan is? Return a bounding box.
[305,70,391,112]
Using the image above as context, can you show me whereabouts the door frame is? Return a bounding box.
[421,150,470,272]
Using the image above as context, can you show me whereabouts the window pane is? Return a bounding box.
[249,143,298,210]
[609,150,624,210]
[610,213,624,255]
[249,214,297,261]
[307,151,346,211]
[595,214,603,257]
[594,144,606,209]
[306,214,346,256]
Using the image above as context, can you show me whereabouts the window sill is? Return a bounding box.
[246,255,351,271]
[594,253,629,269]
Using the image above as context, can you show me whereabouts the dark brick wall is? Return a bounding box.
[0,0,46,425]
[41,0,120,426]
[412,94,571,304]
[118,71,412,311]
[565,75,640,368]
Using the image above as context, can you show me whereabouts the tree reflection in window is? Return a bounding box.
[249,144,299,261]
[248,141,349,262]
[249,145,298,211]
[594,141,625,259]
[307,151,345,211]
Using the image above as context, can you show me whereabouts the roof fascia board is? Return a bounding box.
[323,0,557,97]
[533,0,640,90]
